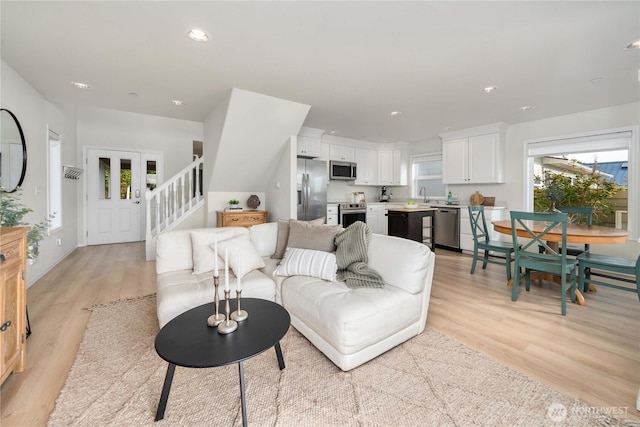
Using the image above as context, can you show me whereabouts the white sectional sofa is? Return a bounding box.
[155,222,435,371]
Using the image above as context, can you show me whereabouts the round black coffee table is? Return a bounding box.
[154,298,290,425]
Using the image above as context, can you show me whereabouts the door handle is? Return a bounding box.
[133,201,140,204]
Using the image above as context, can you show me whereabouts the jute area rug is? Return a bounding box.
[48,295,629,427]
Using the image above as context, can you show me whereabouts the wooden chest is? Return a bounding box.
[216,210,268,228]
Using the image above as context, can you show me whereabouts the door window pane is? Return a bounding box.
[99,157,111,200]
[120,159,132,199]
[146,160,157,191]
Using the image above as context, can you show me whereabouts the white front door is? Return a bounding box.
[87,148,142,245]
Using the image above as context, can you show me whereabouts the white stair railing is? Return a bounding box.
[145,156,205,260]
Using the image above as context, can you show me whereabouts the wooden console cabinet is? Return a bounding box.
[0,227,28,385]
[216,210,268,228]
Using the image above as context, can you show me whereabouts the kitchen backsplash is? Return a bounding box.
[326,180,507,206]
[327,181,410,203]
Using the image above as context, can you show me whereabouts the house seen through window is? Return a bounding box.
[528,130,631,231]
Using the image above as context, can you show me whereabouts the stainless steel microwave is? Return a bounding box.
[330,160,357,180]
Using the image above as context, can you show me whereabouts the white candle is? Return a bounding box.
[236,255,242,291]
[213,234,219,277]
[224,247,229,291]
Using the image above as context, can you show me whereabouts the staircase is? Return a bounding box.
[145,156,204,260]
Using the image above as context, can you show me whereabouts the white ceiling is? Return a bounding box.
[1,1,638,143]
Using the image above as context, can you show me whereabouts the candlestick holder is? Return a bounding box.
[231,289,248,322]
[207,276,225,327]
[217,289,238,334]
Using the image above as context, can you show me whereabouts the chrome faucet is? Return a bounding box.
[419,187,428,203]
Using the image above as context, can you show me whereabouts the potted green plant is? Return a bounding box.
[228,199,240,209]
[0,190,52,259]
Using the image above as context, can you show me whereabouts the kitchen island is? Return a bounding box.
[386,207,437,250]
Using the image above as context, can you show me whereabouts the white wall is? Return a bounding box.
[76,106,203,178]
[264,140,296,221]
[501,102,640,257]
[408,103,640,258]
[206,191,267,226]
[75,106,203,245]
[205,88,310,192]
[1,61,78,286]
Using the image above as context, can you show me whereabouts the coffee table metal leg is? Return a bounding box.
[274,342,285,370]
[238,361,248,427]
[155,363,176,421]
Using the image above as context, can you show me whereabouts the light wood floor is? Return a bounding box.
[1,243,638,425]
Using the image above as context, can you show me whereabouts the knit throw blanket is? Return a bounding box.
[335,221,386,289]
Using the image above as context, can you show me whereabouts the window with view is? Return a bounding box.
[526,128,636,238]
[48,129,62,232]
[411,154,446,200]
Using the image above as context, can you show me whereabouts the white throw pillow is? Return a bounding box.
[190,230,237,274]
[274,247,337,282]
[214,235,266,279]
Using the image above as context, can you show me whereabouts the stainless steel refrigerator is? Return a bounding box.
[297,158,327,221]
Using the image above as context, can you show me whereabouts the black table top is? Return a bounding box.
[155,298,290,368]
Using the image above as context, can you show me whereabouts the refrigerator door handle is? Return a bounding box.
[304,174,311,215]
[302,173,308,213]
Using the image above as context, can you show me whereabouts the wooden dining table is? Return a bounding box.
[491,219,630,305]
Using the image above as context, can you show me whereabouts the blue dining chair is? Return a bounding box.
[577,253,640,300]
[468,205,517,280]
[510,211,578,316]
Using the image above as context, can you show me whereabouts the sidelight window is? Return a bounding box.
[48,129,62,232]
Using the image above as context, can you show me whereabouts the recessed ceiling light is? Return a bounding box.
[520,106,532,111]
[329,130,337,135]
[171,100,184,106]
[70,81,90,89]
[590,77,604,83]
[187,28,209,42]
[129,92,139,97]
[482,86,498,93]
[389,111,402,116]
[625,39,640,49]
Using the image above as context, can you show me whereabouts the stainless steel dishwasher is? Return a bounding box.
[435,207,460,250]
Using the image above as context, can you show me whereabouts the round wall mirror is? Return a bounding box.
[0,108,27,193]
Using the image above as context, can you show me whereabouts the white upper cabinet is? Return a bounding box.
[322,137,407,186]
[392,148,406,185]
[355,147,378,185]
[329,144,356,162]
[296,135,322,158]
[377,150,394,185]
[440,123,507,184]
[297,127,324,158]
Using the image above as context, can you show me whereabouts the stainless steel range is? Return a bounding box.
[339,203,366,227]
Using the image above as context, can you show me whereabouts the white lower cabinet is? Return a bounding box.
[366,205,379,234]
[367,204,403,235]
[459,206,507,252]
[326,204,338,225]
